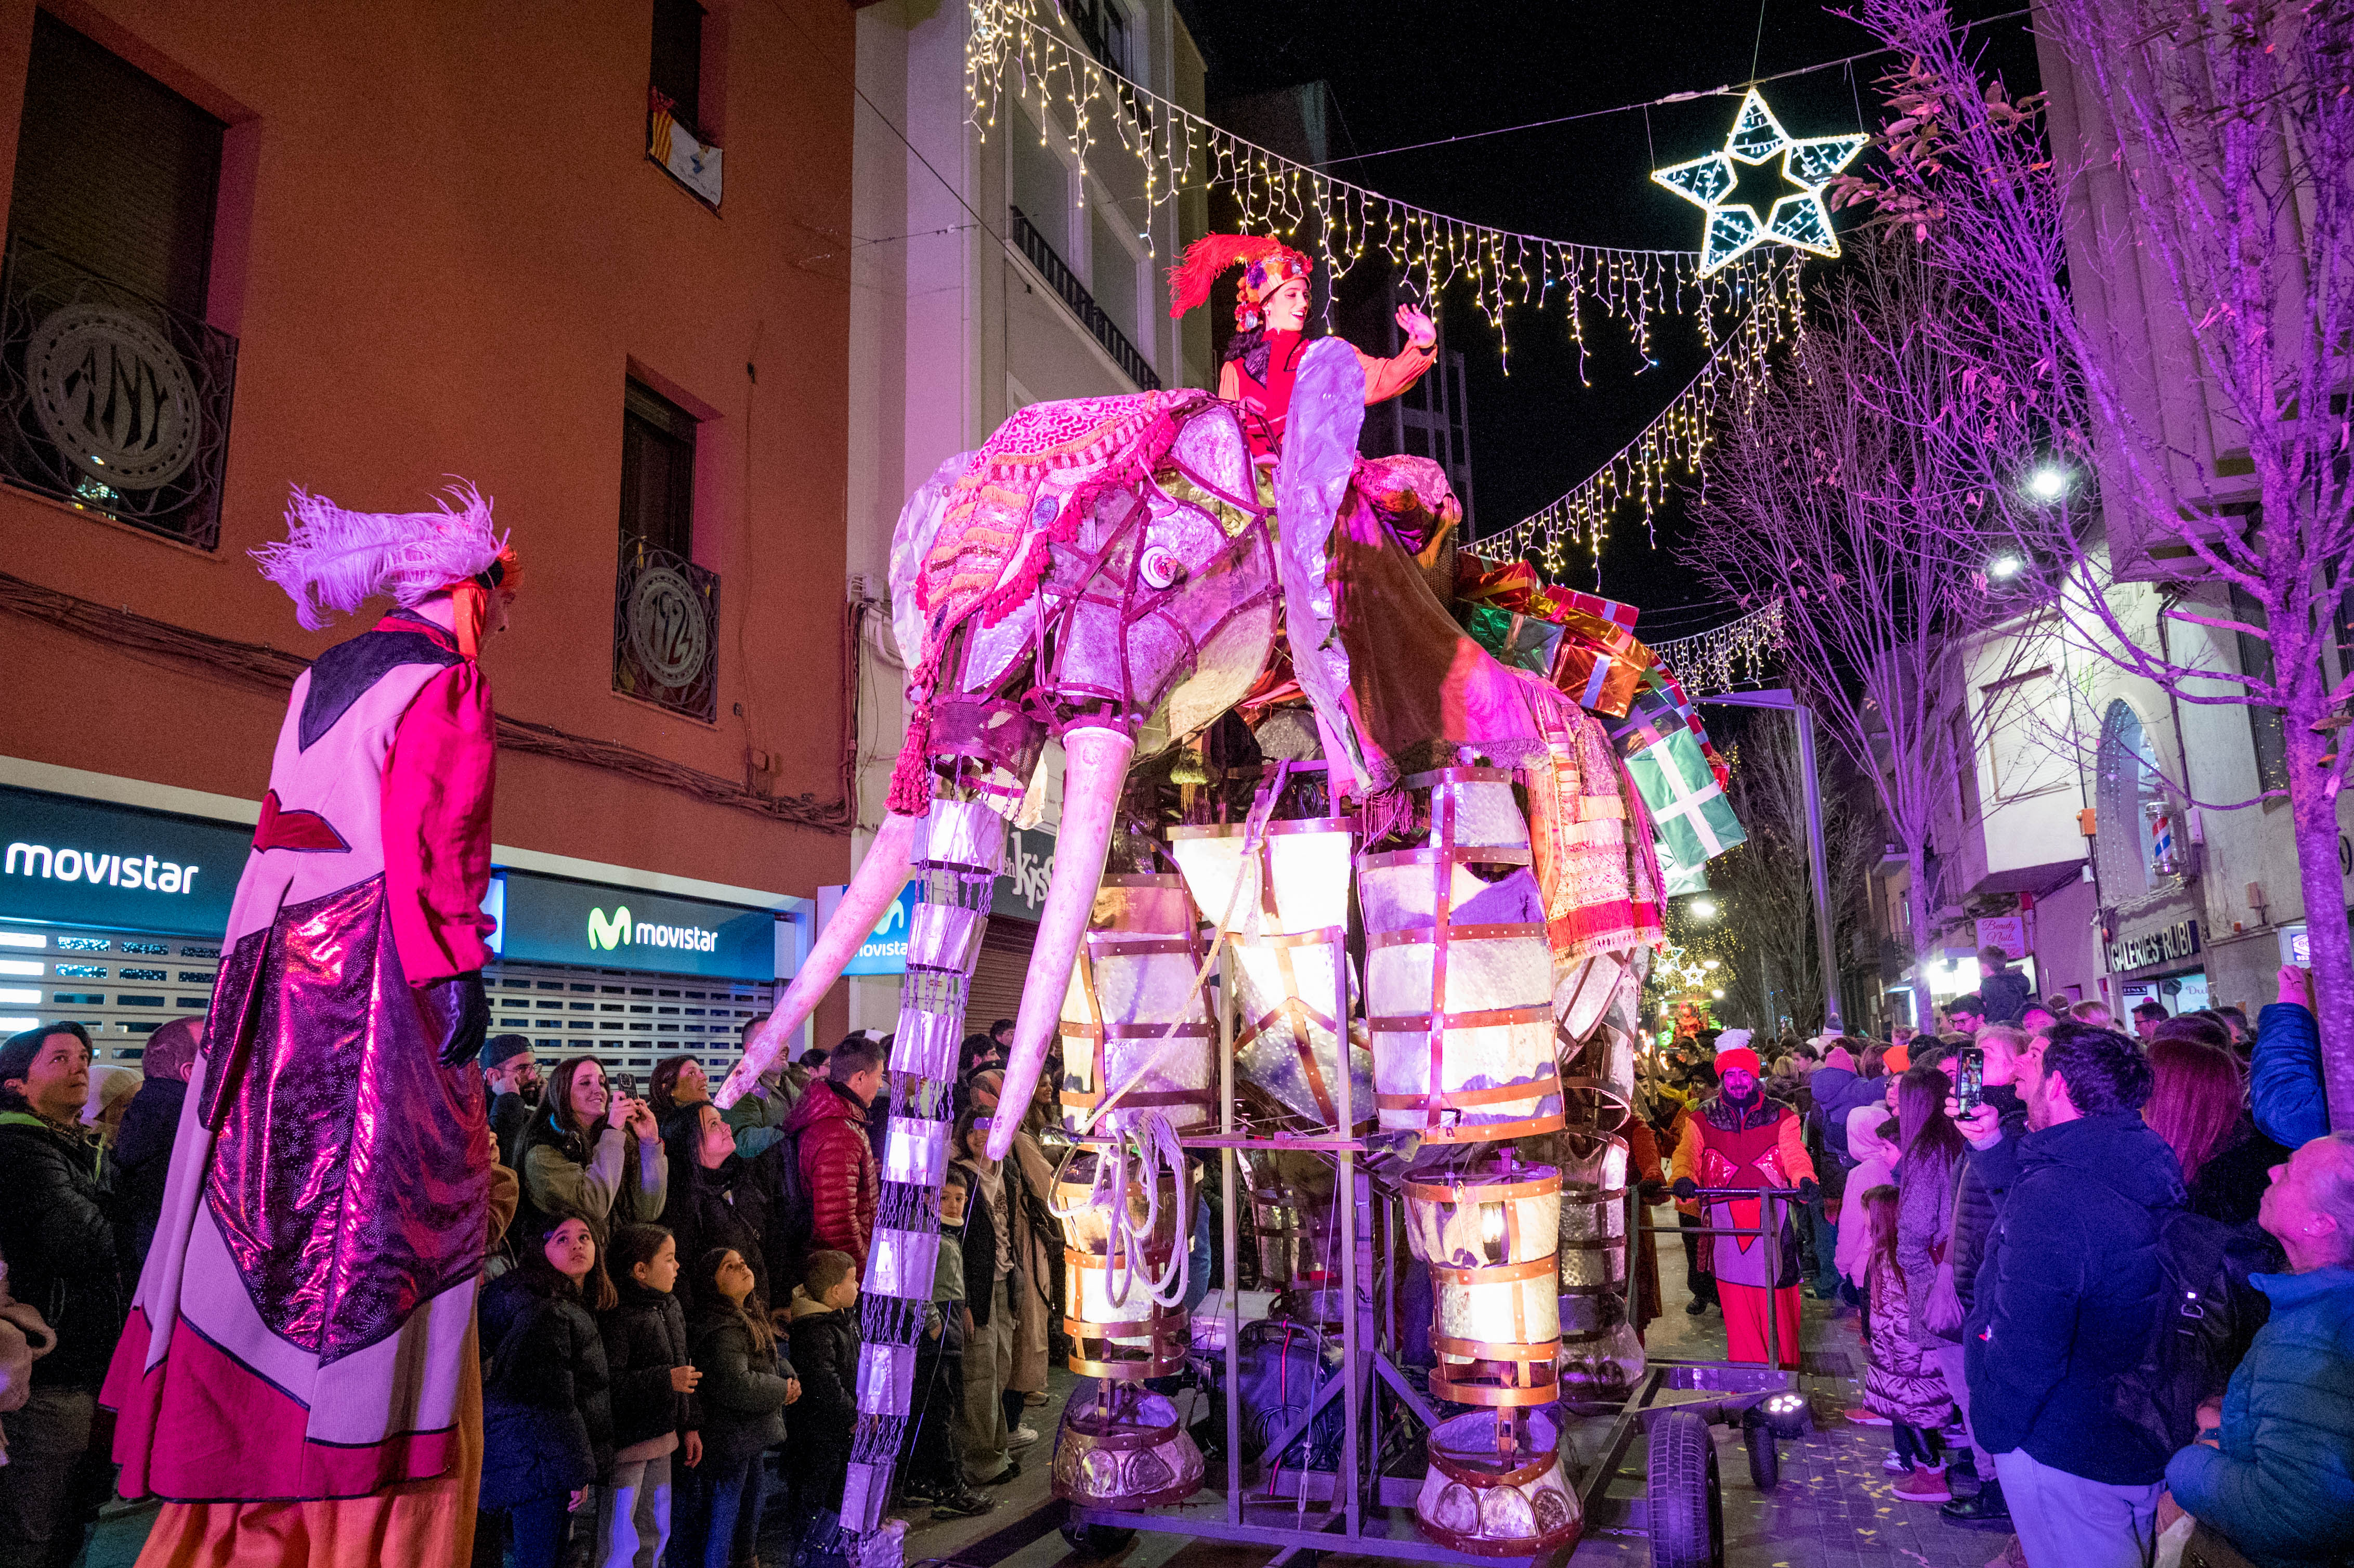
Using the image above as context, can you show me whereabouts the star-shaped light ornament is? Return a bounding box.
[1653,89,1869,277]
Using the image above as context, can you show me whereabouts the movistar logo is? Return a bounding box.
[588,904,719,955]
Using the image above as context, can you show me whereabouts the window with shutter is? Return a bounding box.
[649,0,704,139]
[0,14,236,548]
[9,12,224,317]
[614,380,720,721]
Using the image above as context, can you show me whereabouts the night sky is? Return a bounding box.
[1171,0,2042,636]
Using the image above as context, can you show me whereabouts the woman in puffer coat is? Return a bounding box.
[479,1213,618,1568]
[662,1101,773,1312]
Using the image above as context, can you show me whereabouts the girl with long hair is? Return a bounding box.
[674,1248,799,1568]
[519,1056,668,1244]
[478,1214,617,1568]
[594,1224,700,1568]
[1858,1186,1952,1502]
[2144,1036,2286,1226]
[1891,1063,1969,1494]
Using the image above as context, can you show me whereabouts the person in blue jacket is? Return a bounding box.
[1955,1022,2184,1568]
[2163,1132,2354,1566]
[2254,965,2329,1150]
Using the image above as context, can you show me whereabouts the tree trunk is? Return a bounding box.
[1906,838,1938,1036]
[2282,689,2354,1131]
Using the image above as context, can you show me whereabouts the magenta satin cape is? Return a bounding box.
[105,615,495,1502]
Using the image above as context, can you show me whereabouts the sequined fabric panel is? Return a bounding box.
[202,874,490,1364]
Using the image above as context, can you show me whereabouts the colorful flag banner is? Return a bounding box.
[649,88,723,208]
[1613,689,1746,874]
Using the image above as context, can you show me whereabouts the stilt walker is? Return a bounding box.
[1669,1033,1816,1367]
[102,483,520,1566]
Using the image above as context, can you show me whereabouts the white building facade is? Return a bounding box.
[839,0,1210,1028]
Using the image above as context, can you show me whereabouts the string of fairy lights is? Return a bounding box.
[1465,254,1807,573]
[964,0,1782,372]
[1649,599,1786,695]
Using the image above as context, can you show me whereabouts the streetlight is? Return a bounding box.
[1710,988,1724,999]
[1702,958,1721,971]
[2026,465,2071,502]
[1690,896,1719,920]
[1989,554,2024,580]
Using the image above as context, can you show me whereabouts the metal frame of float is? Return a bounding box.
[1050,951,1809,1567]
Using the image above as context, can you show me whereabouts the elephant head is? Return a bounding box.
[721,390,1276,1126]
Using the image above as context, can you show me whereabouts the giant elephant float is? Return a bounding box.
[719,339,1663,1561]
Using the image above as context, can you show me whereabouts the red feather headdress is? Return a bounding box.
[1166,233,1311,331]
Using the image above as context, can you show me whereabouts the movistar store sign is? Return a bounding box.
[490,870,777,980]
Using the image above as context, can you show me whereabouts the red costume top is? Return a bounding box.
[1169,233,1441,460]
[1218,330,1440,459]
[1670,1094,1815,1290]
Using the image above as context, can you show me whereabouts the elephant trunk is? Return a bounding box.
[986,725,1134,1160]
[716,810,919,1107]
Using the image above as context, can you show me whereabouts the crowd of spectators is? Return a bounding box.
[1638,963,2354,1568]
[0,1014,1069,1566]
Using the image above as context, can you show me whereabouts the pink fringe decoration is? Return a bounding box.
[251,479,505,630]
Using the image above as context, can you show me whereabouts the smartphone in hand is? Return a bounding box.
[611,1070,639,1101]
[1956,1046,1985,1115]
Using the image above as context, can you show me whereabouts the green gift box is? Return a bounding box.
[1457,602,1566,677]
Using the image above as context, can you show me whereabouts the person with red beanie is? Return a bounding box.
[1672,1030,1820,1366]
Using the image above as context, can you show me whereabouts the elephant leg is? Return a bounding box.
[835,798,1005,1539]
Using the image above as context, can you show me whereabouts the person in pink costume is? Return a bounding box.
[103,482,520,1566]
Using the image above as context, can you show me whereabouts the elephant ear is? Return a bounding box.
[888,450,974,668]
[1274,336,1371,796]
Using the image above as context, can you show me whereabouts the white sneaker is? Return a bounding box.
[1008,1425,1040,1448]
[1883,1451,1909,1473]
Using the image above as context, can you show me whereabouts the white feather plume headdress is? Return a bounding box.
[251,479,506,630]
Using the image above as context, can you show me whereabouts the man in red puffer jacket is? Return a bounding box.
[780,1037,884,1276]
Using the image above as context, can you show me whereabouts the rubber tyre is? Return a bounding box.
[1059,1521,1137,1559]
[1745,1420,1780,1492]
[1647,1408,1724,1568]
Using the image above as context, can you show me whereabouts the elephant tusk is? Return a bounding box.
[987,725,1134,1160]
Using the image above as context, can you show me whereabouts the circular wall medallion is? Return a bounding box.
[25,304,200,492]
[626,565,710,687]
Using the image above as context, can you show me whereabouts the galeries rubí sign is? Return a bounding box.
[2110,918,2200,974]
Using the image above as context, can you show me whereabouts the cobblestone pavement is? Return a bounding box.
[85,1217,2015,1568]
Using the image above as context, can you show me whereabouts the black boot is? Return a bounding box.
[1939,1478,2011,1527]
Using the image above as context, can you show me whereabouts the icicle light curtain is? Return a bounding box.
[965,0,1780,377]
[1467,256,1806,576]
[1647,599,1786,696]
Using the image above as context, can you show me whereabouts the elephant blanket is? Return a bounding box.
[891,387,1215,811]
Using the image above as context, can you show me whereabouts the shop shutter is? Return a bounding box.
[0,919,219,1068]
[479,957,771,1079]
[964,917,1038,1040]
[9,11,225,316]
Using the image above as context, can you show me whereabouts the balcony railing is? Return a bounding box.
[0,237,238,549]
[613,537,721,722]
[1010,206,1159,391]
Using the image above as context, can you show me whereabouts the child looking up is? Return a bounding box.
[1858,1186,1952,1504]
[676,1247,797,1568]
[786,1249,860,1532]
[598,1224,701,1568]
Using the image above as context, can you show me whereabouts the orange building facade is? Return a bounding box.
[0,0,858,1064]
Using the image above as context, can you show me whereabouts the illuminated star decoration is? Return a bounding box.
[1652,89,1868,278]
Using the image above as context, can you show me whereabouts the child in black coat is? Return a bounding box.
[596,1224,702,1568]
[479,1214,617,1568]
[675,1246,800,1568]
[784,1248,860,1531]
